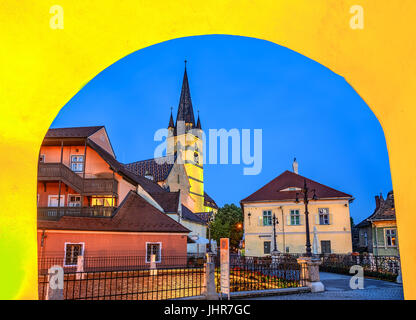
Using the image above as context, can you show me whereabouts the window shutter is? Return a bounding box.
[286,214,291,226]
[299,214,304,225]
[329,213,333,225]
[258,215,263,226]
[315,213,320,225]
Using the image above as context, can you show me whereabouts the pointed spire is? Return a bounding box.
[176,60,196,128]
[196,110,202,129]
[168,107,174,128]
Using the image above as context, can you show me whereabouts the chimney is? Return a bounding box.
[375,195,380,209]
[292,157,299,174]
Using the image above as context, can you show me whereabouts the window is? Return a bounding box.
[68,195,81,207]
[39,154,45,163]
[70,155,84,172]
[364,232,368,246]
[262,211,272,226]
[64,243,84,266]
[91,196,114,207]
[385,229,397,246]
[321,240,331,254]
[319,208,330,225]
[263,241,271,254]
[146,243,161,263]
[290,210,300,225]
[286,247,290,253]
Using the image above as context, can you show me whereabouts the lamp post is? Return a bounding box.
[207,211,214,253]
[295,179,318,257]
[272,213,279,253]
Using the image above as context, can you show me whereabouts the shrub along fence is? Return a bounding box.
[318,253,400,281]
[214,254,307,293]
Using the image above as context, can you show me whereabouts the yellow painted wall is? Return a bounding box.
[1,0,416,300]
[243,200,352,256]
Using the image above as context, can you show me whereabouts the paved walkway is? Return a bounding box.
[246,272,404,300]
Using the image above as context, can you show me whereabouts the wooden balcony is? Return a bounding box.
[38,207,117,220]
[38,162,118,195]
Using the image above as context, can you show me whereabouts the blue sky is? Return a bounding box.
[51,35,392,223]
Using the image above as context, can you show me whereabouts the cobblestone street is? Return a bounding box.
[246,272,404,300]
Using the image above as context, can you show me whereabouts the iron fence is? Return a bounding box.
[318,253,400,281]
[38,255,205,300]
[214,254,307,292]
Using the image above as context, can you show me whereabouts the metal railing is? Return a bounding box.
[318,253,400,281]
[38,162,118,195]
[38,207,117,220]
[38,255,205,300]
[214,254,306,292]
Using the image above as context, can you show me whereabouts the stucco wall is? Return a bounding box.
[243,199,353,255]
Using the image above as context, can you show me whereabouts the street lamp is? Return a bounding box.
[207,211,214,253]
[272,213,279,253]
[295,179,318,257]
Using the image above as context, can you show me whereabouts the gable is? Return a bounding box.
[89,127,116,157]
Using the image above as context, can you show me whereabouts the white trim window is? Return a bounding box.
[318,208,330,225]
[48,195,65,207]
[385,229,397,247]
[262,210,272,226]
[68,195,82,207]
[64,243,84,266]
[70,155,84,172]
[290,209,301,225]
[146,242,162,263]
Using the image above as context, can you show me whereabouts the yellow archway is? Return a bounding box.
[1,0,415,299]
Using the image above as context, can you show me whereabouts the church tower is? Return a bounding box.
[167,62,205,212]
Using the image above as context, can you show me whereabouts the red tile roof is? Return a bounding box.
[241,170,352,203]
[38,191,190,233]
[45,126,104,138]
[150,192,180,213]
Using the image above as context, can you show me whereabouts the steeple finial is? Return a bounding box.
[292,157,299,174]
[175,61,196,128]
[168,107,174,129]
[196,110,202,129]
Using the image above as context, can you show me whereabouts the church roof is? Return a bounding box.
[38,191,190,234]
[241,170,352,203]
[150,191,180,213]
[175,65,195,127]
[204,192,218,209]
[124,155,175,182]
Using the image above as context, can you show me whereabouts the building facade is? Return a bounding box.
[354,191,398,256]
[37,126,190,263]
[241,162,353,256]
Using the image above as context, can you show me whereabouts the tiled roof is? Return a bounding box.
[150,192,180,213]
[193,212,213,224]
[204,192,218,209]
[241,170,352,203]
[181,205,206,225]
[38,191,190,233]
[124,156,175,182]
[45,126,104,138]
[86,139,166,194]
[367,191,396,221]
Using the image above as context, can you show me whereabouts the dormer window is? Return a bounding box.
[280,187,301,192]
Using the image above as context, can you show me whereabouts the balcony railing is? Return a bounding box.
[38,163,118,195]
[38,207,117,220]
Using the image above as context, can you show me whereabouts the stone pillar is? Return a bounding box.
[203,252,218,300]
[271,251,280,265]
[297,256,325,293]
[46,265,64,300]
[150,254,157,276]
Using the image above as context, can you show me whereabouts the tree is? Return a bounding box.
[210,204,243,251]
